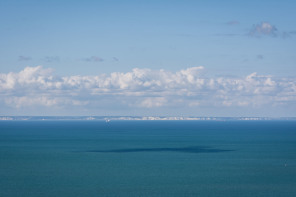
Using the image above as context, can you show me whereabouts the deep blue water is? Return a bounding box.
[0,121,296,197]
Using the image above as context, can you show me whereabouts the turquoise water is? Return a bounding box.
[0,121,296,197]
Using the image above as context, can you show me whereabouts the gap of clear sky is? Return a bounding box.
[0,0,295,116]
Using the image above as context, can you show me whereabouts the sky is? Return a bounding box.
[0,0,295,117]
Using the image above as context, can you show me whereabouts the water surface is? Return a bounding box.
[0,121,295,196]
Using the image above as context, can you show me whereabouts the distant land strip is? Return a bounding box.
[0,116,296,121]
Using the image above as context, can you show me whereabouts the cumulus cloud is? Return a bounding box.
[249,22,278,37]
[0,66,295,112]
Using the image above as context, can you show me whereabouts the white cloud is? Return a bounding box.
[0,66,295,112]
[249,22,296,38]
[249,22,278,37]
[5,96,59,108]
[137,97,167,108]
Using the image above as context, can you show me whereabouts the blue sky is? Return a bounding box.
[0,0,296,116]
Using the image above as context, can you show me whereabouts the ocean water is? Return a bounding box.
[0,120,296,197]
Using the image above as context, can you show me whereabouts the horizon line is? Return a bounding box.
[1,116,296,121]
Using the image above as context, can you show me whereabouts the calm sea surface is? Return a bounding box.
[0,121,296,197]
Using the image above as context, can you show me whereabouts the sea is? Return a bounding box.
[0,120,295,197]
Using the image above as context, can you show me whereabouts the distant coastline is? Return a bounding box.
[0,116,296,121]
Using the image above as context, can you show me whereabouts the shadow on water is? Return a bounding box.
[86,146,234,154]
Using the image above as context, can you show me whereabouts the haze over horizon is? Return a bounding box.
[0,0,295,117]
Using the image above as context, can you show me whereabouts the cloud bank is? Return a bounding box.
[0,66,295,114]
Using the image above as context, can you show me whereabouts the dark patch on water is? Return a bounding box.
[86,146,234,154]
